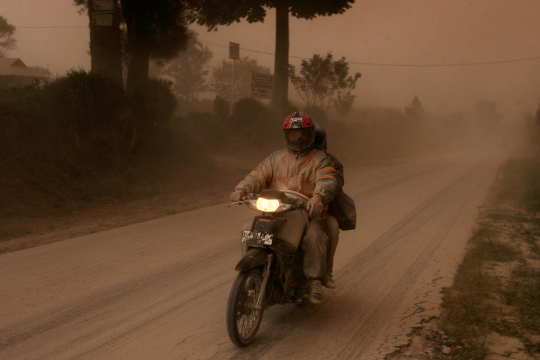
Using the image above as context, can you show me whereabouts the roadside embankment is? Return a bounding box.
[388,147,540,360]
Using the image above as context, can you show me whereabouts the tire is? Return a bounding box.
[226,268,265,347]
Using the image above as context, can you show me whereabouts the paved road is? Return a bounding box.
[0,152,502,360]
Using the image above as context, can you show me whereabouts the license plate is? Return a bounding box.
[242,231,273,245]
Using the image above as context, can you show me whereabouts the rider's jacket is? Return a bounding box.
[235,148,339,204]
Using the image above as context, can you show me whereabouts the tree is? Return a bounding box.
[121,0,190,90]
[73,0,123,84]
[288,53,360,114]
[186,0,355,113]
[149,31,212,101]
[211,56,271,101]
[405,95,425,120]
[0,15,16,57]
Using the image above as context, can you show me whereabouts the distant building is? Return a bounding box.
[0,58,50,87]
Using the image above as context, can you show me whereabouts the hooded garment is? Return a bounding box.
[235,148,339,204]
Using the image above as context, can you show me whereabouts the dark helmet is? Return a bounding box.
[313,123,327,151]
[282,111,315,153]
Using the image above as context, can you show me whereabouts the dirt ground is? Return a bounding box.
[0,154,254,254]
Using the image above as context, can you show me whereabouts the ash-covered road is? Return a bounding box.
[0,152,502,360]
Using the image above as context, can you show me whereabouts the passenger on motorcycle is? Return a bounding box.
[230,112,339,304]
[313,123,343,290]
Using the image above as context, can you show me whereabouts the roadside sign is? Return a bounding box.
[91,12,113,26]
[251,72,273,99]
[229,42,240,60]
[93,0,114,11]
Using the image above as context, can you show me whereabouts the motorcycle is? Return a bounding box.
[226,189,313,347]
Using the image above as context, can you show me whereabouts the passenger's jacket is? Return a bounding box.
[327,152,344,188]
[326,151,357,231]
[235,148,339,205]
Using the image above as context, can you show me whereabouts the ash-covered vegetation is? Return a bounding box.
[0,70,528,219]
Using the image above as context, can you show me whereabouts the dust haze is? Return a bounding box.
[2,2,540,356]
[2,0,539,159]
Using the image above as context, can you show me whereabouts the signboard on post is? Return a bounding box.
[250,72,274,99]
[91,12,113,26]
[229,42,240,60]
[92,0,114,26]
[93,0,114,11]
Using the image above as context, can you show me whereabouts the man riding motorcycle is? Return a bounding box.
[230,112,338,304]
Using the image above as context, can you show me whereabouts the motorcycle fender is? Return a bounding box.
[234,248,267,272]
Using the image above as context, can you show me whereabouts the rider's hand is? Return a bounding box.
[307,194,324,217]
[230,190,245,202]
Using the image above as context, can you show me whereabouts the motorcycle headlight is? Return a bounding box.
[256,197,280,212]
[251,197,292,213]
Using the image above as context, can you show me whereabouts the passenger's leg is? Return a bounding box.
[302,218,327,303]
[324,215,340,289]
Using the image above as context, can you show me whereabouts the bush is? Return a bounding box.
[127,78,178,152]
[0,80,42,120]
[181,111,225,143]
[229,98,282,147]
[0,81,43,159]
[44,69,126,132]
[41,71,128,170]
[0,71,129,169]
[0,71,209,216]
[176,98,214,115]
[129,78,176,127]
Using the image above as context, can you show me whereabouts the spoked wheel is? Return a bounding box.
[226,269,264,347]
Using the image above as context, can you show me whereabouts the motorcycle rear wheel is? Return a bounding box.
[226,268,265,347]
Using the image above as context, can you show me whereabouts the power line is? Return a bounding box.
[199,38,540,67]
[348,56,540,67]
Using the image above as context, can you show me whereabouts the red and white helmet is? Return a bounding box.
[282,112,315,153]
[283,111,315,130]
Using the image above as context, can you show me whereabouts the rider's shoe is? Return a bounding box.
[323,272,336,289]
[307,278,324,304]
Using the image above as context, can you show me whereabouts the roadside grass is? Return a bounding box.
[0,227,32,242]
[504,262,540,335]
[437,154,540,359]
[439,229,518,359]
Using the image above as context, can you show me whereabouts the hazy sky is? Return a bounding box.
[3,0,540,117]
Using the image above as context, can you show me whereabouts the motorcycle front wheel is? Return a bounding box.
[226,268,265,347]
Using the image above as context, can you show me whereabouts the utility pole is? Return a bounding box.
[229,42,240,116]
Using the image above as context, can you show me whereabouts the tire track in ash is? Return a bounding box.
[347,158,456,200]
[336,160,497,359]
[0,210,247,291]
[0,242,237,359]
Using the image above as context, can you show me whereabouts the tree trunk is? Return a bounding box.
[124,14,150,92]
[126,46,150,91]
[272,3,289,114]
[87,0,123,85]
